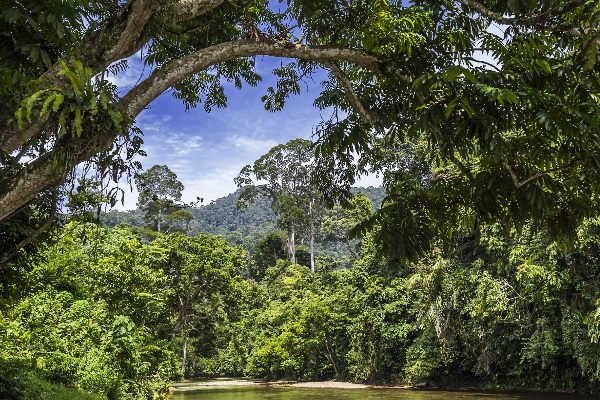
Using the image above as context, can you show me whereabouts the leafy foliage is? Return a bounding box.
[0,222,253,398]
[135,164,186,233]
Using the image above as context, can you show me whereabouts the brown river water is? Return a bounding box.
[172,385,598,400]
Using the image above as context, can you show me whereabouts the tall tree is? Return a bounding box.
[135,164,184,233]
[236,138,319,269]
[155,233,246,378]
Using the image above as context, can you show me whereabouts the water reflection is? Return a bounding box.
[172,386,597,400]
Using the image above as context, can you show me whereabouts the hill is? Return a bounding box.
[101,186,385,248]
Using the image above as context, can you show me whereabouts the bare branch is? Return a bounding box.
[322,60,373,123]
[503,161,522,187]
[123,39,384,116]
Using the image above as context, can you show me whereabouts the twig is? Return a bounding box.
[502,161,575,188]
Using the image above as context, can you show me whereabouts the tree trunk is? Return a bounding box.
[309,198,315,273]
[157,208,162,233]
[324,337,339,379]
[182,336,188,378]
[287,227,296,264]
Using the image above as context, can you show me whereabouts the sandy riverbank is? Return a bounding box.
[170,378,414,391]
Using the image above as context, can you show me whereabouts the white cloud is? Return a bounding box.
[135,113,173,133]
[165,133,203,155]
[180,165,244,205]
[355,172,383,188]
[225,134,278,154]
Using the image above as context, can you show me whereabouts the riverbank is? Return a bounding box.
[170,378,391,392]
[170,378,598,395]
[170,378,442,392]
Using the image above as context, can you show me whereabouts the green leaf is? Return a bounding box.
[537,60,552,74]
[41,51,51,68]
[15,107,23,128]
[58,108,68,136]
[459,97,475,117]
[503,90,519,105]
[74,109,83,136]
[445,97,459,119]
[52,93,65,112]
[25,90,46,121]
[40,93,57,117]
[100,92,108,109]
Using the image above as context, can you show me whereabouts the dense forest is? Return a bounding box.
[2,148,600,399]
[101,186,385,258]
[2,205,600,398]
[4,0,600,399]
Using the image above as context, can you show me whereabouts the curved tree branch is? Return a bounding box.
[0,40,384,222]
[123,39,385,116]
[322,60,373,123]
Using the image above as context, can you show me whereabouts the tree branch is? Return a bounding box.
[173,0,226,20]
[322,60,373,123]
[104,0,169,62]
[1,123,42,157]
[456,0,591,28]
[123,39,384,116]
[503,161,575,188]
[0,39,384,223]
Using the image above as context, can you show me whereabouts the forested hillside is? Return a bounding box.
[101,186,384,243]
[101,189,275,237]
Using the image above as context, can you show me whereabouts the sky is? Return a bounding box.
[108,55,381,210]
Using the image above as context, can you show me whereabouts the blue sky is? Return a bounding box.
[109,55,380,209]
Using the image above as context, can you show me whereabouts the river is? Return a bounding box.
[172,385,598,400]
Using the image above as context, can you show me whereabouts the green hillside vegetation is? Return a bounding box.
[4,155,600,398]
[101,186,385,256]
[2,217,600,398]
